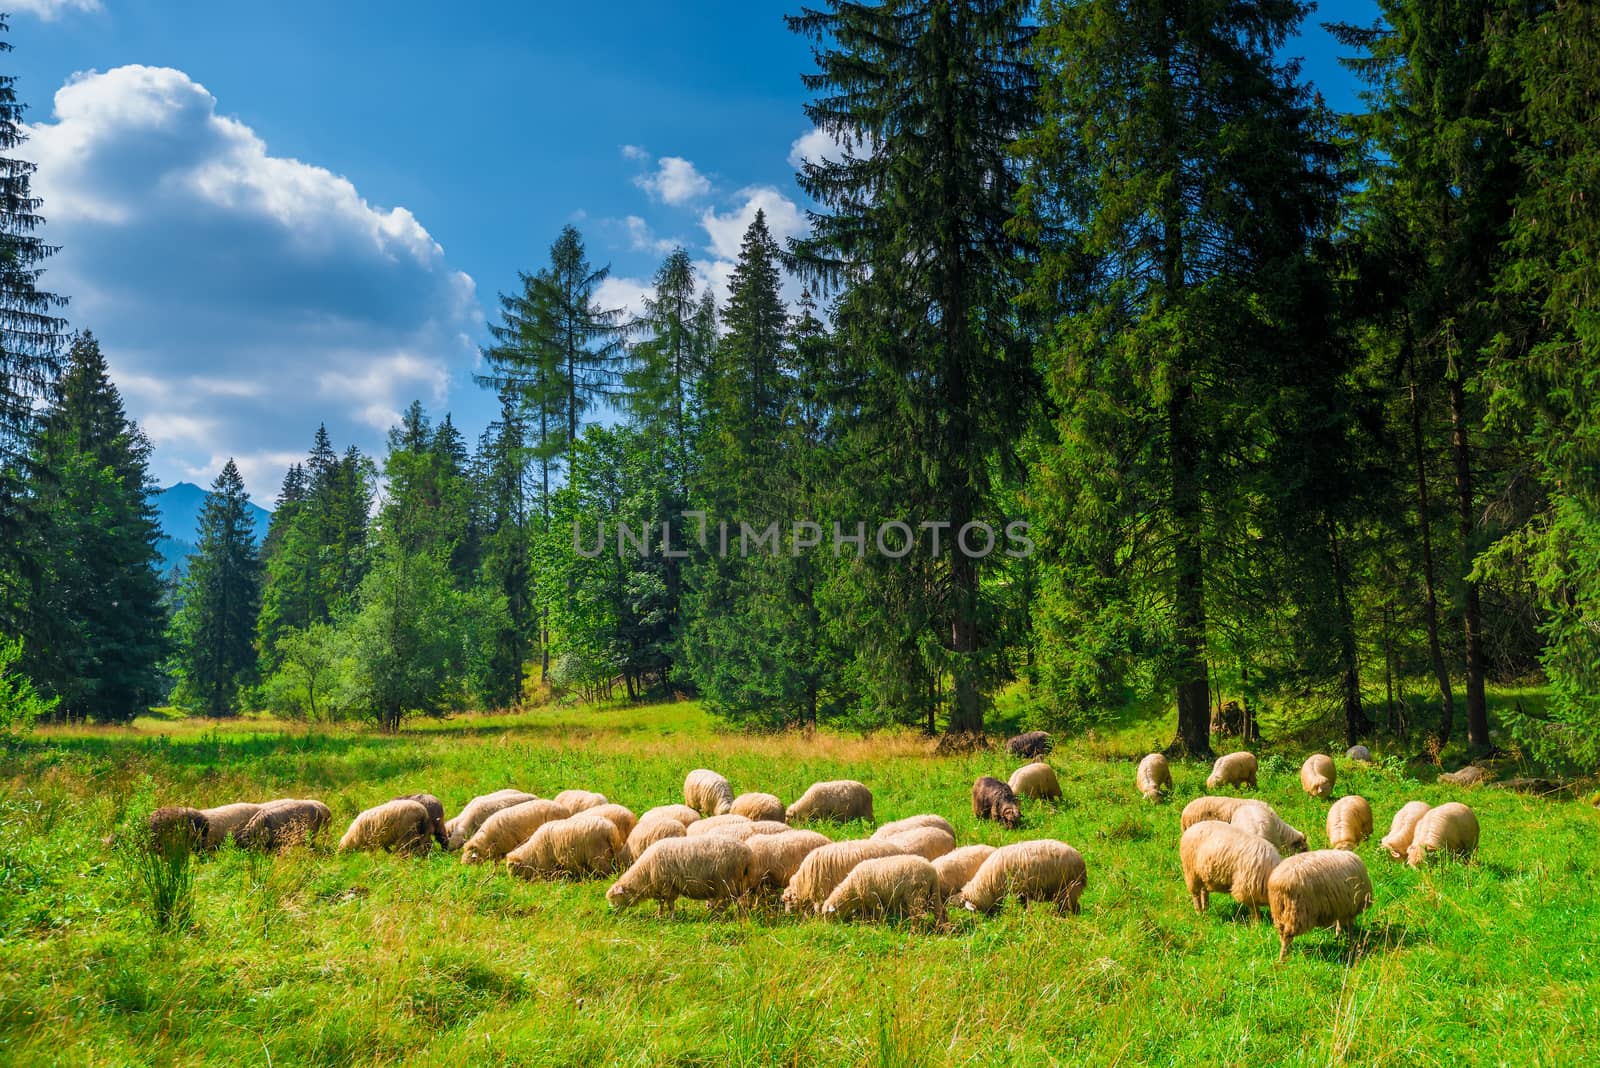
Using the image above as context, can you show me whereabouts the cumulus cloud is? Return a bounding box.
[10,0,102,21]
[787,125,877,171]
[620,144,650,162]
[621,215,678,257]
[634,155,712,206]
[594,274,653,324]
[24,65,478,497]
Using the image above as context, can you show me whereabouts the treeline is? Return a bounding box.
[2,4,1597,765]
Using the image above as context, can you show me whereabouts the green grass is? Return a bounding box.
[2,702,1597,1066]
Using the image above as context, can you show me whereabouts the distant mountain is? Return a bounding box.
[153,482,273,574]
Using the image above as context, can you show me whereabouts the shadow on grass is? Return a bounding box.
[1290,921,1432,963]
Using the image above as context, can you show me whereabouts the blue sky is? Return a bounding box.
[8,0,1377,500]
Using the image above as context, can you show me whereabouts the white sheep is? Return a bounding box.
[1230,803,1309,855]
[640,803,702,827]
[445,790,538,850]
[506,814,625,879]
[338,799,434,855]
[461,799,571,864]
[822,855,945,923]
[932,844,996,898]
[730,792,786,822]
[871,814,956,841]
[1180,795,1266,831]
[786,780,873,824]
[953,840,1088,916]
[1136,753,1172,802]
[1326,796,1374,851]
[551,789,608,814]
[1179,820,1282,919]
[624,814,688,864]
[882,826,956,861]
[199,803,261,849]
[1300,754,1336,799]
[781,839,906,913]
[1380,801,1432,859]
[605,835,758,915]
[1406,802,1480,867]
[1008,762,1062,801]
[746,829,832,892]
[1206,752,1258,791]
[683,769,735,816]
[587,803,638,839]
[747,820,793,837]
[686,814,755,839]
[1267,850,1374,960]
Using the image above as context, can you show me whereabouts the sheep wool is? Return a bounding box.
[786,780,874,825]
[822,855,945,924]
[1326,796,1374,851]
[954,840,1088,916]
[198,803,260,849]
[1438,765,1493,787]
[147,807,209,852]
[1180,796,1266,831]
[932,845,997,898]
[1300,755,1336,799]
[872,814,956,841]
[338,799,434,855]
[640,804,702,828]
[883,826,956,861]
[1267,850,1374,960]
[238,799,331,851]
[730,792,786,822]
[1179,820,1282,918]
[1136,753,1172,802]
[1406,802,1480,867]
[781,839,906,913]
[972,776,1022,829]
[606,835,758,914]
[506,814,625,879]
[624,815,688,865]
[1008,762,1063,801]
[1230,804,1308,855]
[1346,745,1373,763]
[1206,752,1258,791]
[683,769,735,817]
[1380,801,1432,859]
[587,803,638,839]
[461,799,572,864]
[445,790,538,850]
[746,829,832,891]
[686,814,755,839]
[1006,731,1053,758]
[551,789,609,814]
[747,820,793,837]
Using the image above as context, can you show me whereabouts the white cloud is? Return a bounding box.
[10,0,102,20]
[695,186,810,311]
[24,65,480,497]
[620,144,649,162]
[622,215,678,257]
[634,155,712,206]
[787,126,876,170]
[594,275,652,324]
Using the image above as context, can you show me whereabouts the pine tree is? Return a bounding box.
[171,461,262,716]
[624,247,714,484]
[474,385,534,708]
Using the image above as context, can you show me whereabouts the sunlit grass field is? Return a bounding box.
[2,701,1597,1066]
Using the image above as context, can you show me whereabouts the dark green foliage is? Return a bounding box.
[170,461,262,716]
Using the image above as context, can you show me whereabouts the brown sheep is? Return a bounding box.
[972,776,1021,829]
[237,799,331,851]
[1006,731,1053,758]
[1267,850,1374,960]
[146,807,209,853]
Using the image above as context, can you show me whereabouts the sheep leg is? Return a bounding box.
[1278,930,1292,962]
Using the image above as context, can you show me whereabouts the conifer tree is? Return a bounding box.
[171,461,262,716]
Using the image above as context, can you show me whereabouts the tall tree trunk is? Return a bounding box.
[1407,342,1455,743]
[1448,367,1490,751]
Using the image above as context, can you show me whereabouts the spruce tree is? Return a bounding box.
[171,461,262,716]
[624,247,713,484]
[474,386,534,708]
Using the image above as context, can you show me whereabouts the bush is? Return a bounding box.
[130,818,196,933]
[0,636,57,733]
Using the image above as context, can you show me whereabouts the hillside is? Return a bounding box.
[153,482,273,573]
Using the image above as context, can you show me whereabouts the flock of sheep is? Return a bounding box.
[142,738,1480,960]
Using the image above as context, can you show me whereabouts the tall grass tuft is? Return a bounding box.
[135,820,197,932]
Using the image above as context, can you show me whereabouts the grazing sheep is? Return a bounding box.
[338,799,434,855]
[1206,752,1258,791]
[198,803,260,849]
[786,780,874,824]
[1006,731,1053,758]
[624,815,688,864]
[683,769,735,817]
[1300,755,1336,799]
[1380,801,1432,859]
[686,814,755,839]
[1267,850,1374,960]
[747,820,792,837]
[506,814,625,879]
[551,789,609,814]
[883,825,956,861]
[147,807,209,852]
[1406,802,1480,867]
[1136,753,1172,802]
[461,799,572,864]
[822,855,945,923]
[1326,796,1374,851]
[972,776,1022,829]
[1180,795,1266,831]
[1230,804,1309,855]
[587,803,638,839]
[1438,765,1492,787]
[746,829,832,892]
[237,799,331,851]
[872,814,956,841]
[954,840,1088,916]
[932,844,997,898]
[640,804,701,827]
[781,839,906,914]
[605,835,758,915]
[1179,820,1282,919]
[1008,762,1062,801]
[1346,745,1373,763]
[397,793,448,848]
[445,790,538,850]
[730,792,786,822]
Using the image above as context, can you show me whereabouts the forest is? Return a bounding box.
[0,0,1596,769]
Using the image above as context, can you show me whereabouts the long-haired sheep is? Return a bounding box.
[786,780,873,824]
[932,844,997,898]
[338,799,434,855]
[588,803,638,839]
[1008,762,1062,801]
[1136,753,1172,802]
[641,804,701,827]
[506,813,625,879]
[1179,820,1282,919]
[624,815,689,864]
[748,820,792,837]
[972,776,1021,829]
[686,814,755,839]
[461,799,572,864]
[730,792,786,822]
[1327,796,1374,851]
[198,803,260,849]
[1180,795,1266,831]
[781,839,905,913]
[1300,754,1336,799]
[605,835,758,915]
[237,799,331,851]
[1267,850,1374,960]
[1006,731,1053,758]
[746,829,832,892]
[147,807,209,852]
[1206,752,1258,791]
[872,814,956,841]
[1405,802,1479,867]
[822,855,945,924]
[1230,804,1308,855]
[551,789,608,814]
[953,840,1088,916]
[445,790,538,850]
[397,793,448,848]
[1380,801,1432,859]
[883,825,956,861]
[683,769,735,817]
